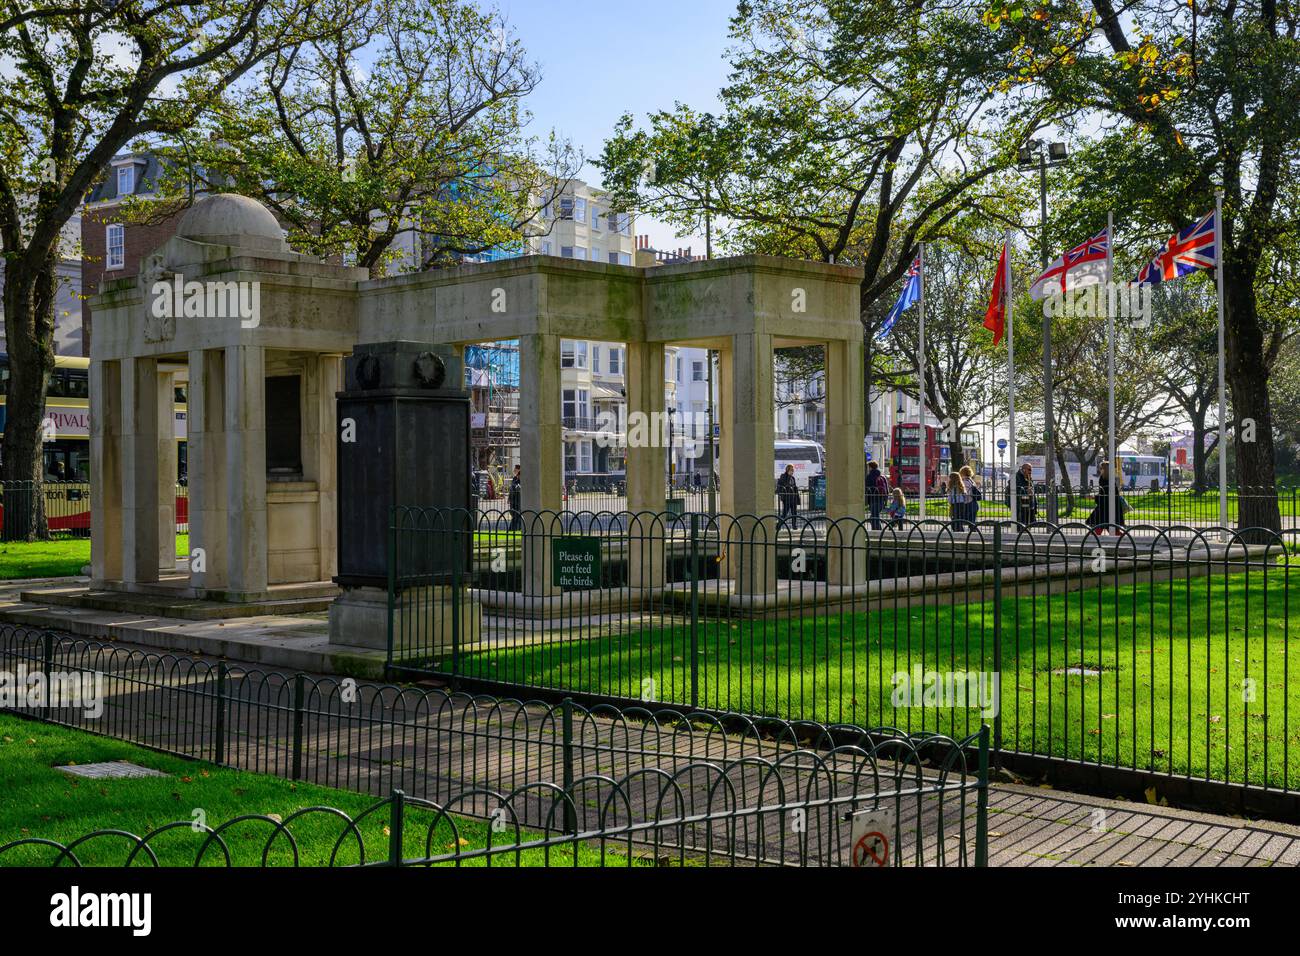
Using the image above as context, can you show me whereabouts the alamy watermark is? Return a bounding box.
[0,666,105,717]
[1043,282,1153,327]
[891,666,1000,718]
[150,272,260,329]
[50,886,151,936]
[593,407,707,458]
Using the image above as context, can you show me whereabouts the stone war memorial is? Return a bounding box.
[82,193,866,646]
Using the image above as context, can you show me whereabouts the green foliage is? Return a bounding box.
[599,0,1049,318]
[145,0,578,275]
[0,0,329,261]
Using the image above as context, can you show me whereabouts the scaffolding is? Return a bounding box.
[464,342,521,476]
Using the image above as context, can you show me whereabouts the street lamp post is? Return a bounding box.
[1017,138,1068,523]
[896,392,906,493]
[667,406,677,500]
[706,350,716,516]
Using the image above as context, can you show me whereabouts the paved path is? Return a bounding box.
[5,627,1298,867]
[985,785,1300,867]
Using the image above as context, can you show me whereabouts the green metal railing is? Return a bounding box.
[0,626,985,868]
[388,505,1299,808]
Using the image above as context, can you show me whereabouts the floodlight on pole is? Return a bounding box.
[1016,137,1069,523]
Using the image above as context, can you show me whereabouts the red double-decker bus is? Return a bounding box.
[888,423,941,495]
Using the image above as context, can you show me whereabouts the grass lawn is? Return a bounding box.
[907,489,1299,524]
[0,534,189,580]
[449,565,1300,790]
[0,713,631,867]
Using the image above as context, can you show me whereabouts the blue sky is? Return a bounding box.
[497,0,734,251]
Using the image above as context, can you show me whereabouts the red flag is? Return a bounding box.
[983,242,1007,345]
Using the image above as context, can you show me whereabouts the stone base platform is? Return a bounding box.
[0,578,385,679]
[20,581,340,621]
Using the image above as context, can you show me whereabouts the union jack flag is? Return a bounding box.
[1133,209,1217,286]
[878,254,921,340]
[1029,228,1110,301]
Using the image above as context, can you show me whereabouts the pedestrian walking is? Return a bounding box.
[960,464,982,526]
[777,464,800,519]
[1086,460,1127,536]
[508,464,522,531]
[885,487,907,529]
[1015,461,1038,526]
[948,470,972,530]
[866,461,889,530]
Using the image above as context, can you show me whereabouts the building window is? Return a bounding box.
[564,440,593,475]
[265,375,303,476]
[540,240,552,255]
[562,388,590,425]
[558,197,574,220]
[692,361,705,382]
[116,165,134,197]
[591,205,601,229]
[561,246,573,258]
[612,212,631,236]
[591,346,601,374]
[590,246,601,262]
[608,347,621,375]
[573,246,587,260]
[617,252,631,265]
[575,197,587,223]
[561,340,588,369]
[106,224,125,269]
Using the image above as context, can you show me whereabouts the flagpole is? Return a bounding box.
[918,242,927,521]
[1215,189,1228,532]
[1106,210,1117,532]
[1006,229,1016,528]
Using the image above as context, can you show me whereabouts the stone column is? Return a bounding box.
[824,336,869,586]
[120,356,161,585]
[518,333,561,596]
[157,371,177,572]
[225,345,268,598]
[625,340,666,589]
[518,333,562,513]
[187,348,228,591]
[313,354,342,582]
[89,360,123,584]
[718,332,776,594]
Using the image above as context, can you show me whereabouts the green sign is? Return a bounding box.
[552,537,602,590]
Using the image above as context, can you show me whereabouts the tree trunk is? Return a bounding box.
[948,438,964,471]
[1224,262,1281,537]
[1,256,56,541]
[1189,406,1210,493]
[1052,438,1076,517]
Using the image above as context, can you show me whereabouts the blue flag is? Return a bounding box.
[879,254,921,340]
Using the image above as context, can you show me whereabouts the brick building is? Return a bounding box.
[81,153,187,354]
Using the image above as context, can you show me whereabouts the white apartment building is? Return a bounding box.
[668,348,716,484]
[559,339,683,489]
[529,180,636,264]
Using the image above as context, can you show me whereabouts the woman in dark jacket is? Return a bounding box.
[508,465,522,531]
[1086,461,1123,536]
[1014,462,1038,526]
[777,465,800,518]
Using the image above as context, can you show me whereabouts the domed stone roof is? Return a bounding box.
[177,194,287,251]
